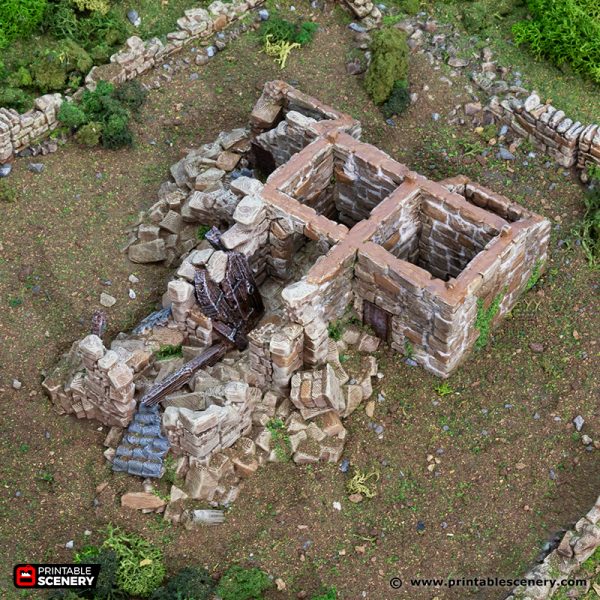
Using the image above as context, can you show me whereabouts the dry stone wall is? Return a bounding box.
[488,92,600,180]
[506,494,600,600]
[0,0,263,164]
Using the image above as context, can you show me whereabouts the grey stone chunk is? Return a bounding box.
[128,239,167,263]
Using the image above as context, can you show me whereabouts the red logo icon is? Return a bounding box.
[15,565,37,587]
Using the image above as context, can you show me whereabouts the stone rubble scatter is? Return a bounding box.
[44,82,550,529]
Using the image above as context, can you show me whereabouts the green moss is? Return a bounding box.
[266,418,292,462]
[216,565,272,600]
[155,344,183,361]
[475,289,505,349]
[0,180,17,203]
[327,320,344,341]
[364,28,409,104]
[525,259,544,291]
[196,224,211,240]
[311,588,337,600]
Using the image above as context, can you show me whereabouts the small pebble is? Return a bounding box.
[65,540,74,549]
[573,415,584,432]
[332,501,341,511]
[128,274,139,284]
[12,379,22,390]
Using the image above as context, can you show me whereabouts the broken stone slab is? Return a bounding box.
[357,333,380,353]
[121,491,166,510]
[79,334,105,361]
[233,195,266,226]
[104,426,124,448]
[229,175,264,197]
[195,167,225,191]
[128,239,167,263]
[217,128,248,150]
[215,151,240,171]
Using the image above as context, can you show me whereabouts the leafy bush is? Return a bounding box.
[29,40,93,93]
[73,546,121,599]
[365,28,409,104]
[0,86,33,111]
[113,80,148,112]
[382,79,411,118]
[395,0,420,14]
[7,66,33,87]
[259,17,318,46]
[216,566,272,600]
[0,0,47,45]
[461,0,514,32]
[43,0,79,39]
[102,113,133,149]
[58,101,88,130]
[102,525,166,597]
[150,567,215,600]
[75,121,103,146]
[512,0,600,83]
[72,0,111,14]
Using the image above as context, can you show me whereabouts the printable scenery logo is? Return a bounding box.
[14,564,100,589]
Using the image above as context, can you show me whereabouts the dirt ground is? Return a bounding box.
[0,3,598,599]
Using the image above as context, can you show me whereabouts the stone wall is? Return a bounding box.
[506,494,600,600]
[42,334,146,427]
[488,92,600,180]
[0,0,263,164]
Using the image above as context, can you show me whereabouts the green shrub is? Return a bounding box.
[74,546,120,599]
[382,79,411,118]
[102,113,133,149]
[30,40,93,93]
[6,66,32,87]
[397,0,420,14]
[0,0,47,44]
[72,0,110,14]
[43,0,79,39]
[80,80,118,120]
[150,567,215,600]
[0,180,17,203]
[113,80,148,112]
[259,17,318,46]
[0,86,33,111]
[512,0,600,83]
[102,525,165,597]
[58,101,88,130]
[365,28,409,104]
[216,566,272,600]
[75,121,103,146]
